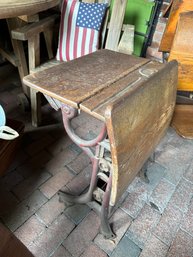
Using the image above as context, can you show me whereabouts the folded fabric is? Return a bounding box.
[56,0,108,61]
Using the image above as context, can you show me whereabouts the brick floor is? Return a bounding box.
[80,244,108,257]
[148,178,175,213]
[0,63,193,257]
[36,194,65,225]
[140,235,169,257]
[63,211,100,257]
[126,204,161,248]
[14,215,46,246]
[153,203,183,246]
[94,208,132,255]
[167,229,193,257]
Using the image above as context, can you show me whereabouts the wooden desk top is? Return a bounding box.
[23,49,164,121]
[0,0,59,19]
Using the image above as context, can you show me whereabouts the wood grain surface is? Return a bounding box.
[23,49,149,110]
[168,12,193,91]
[171,104,193,139]
[159,0,193,52]
[105,0,127,51]
[80,61,164,120]
[105,60,178,205]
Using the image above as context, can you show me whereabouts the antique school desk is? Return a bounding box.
[23,49,178,239]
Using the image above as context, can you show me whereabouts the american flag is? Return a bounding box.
[56,0,107,62]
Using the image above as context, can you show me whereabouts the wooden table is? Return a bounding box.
[0,0,59,96]
[23,49,178,238]
[0,0,59,19]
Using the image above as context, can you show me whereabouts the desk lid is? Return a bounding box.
[23,49,149,112]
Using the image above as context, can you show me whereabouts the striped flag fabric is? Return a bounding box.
[56,0,107,62]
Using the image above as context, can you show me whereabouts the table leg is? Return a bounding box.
[56,103,116,239]
[6,18,29,97]
[28,35,42,127]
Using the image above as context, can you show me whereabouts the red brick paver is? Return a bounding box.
[63,211,100,257]
[40,168,74,199]
[140,235,168,257]
[28,214,75,257]
[14,215,46,246]
[80,244,108,257]
[50,245,72,257]
[153,203,183,246]
[180,198,193,236]
[126,204,161,248]
[36,194,65,225]
[167,229,193,257]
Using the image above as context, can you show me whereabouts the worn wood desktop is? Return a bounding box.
[23,49,178,238]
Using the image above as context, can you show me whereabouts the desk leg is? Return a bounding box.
[57,104,115,239]
[7,18,29,97]
[28,35,41,127]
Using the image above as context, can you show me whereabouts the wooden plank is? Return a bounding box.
[0,223,34,257]
[105,0,127,51]
[159,0,193,52]
[23,50,150,109]
[80,59,155,120]
[161,0,173,18]
[43,28,54,60]
[118,24,134,55]
[28,35,40,71]
[105,60,178,205]
[28,31,41,127]
[18,14,39,23]
[168,12,193,91]
[11,15,57,41]
[7,18,29,96]
[0,48,19,67]
[87,61,165,120]
[171,104,193,139]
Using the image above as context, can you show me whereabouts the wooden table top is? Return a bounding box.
[23,49,164,121]
[0,0,59,19]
